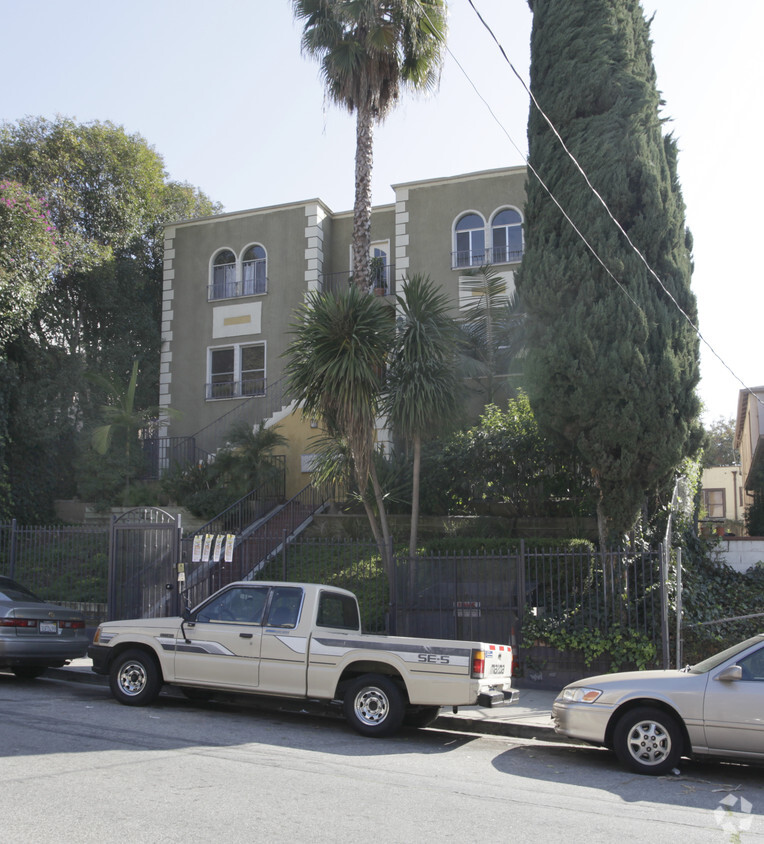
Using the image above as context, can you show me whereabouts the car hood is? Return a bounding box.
[561,668,708,700]
[100,616,183,631]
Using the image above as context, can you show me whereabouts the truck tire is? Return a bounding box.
[343,674,405,738]
[613,706,683,775]
[109,649,162,706]
[403,705,441,729]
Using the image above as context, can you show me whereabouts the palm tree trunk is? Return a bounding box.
[352,103,374,290]
[408,436,421,560]
[369,458,394,584]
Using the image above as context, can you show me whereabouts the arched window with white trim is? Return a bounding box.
[453,213,486,268]
[242,244,267,295]
[211,249,236,300]
[491,208,523,264]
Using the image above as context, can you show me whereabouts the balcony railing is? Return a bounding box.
[320,264,396,297]
[208,276,268,301]
[206,377,266,401]
[451,246,523,269]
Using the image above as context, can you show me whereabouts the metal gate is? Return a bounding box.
[108,507,181,620]
[392,551,523,647]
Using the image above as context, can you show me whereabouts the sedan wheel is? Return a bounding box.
[614,706,682,775]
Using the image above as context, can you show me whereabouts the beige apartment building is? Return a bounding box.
[158,166,527,497]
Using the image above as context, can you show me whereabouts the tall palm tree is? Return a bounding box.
[285,286,396,578]
[293,0,447,289]
[383,274,458,557]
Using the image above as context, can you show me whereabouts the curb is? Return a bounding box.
[45,665,567,742]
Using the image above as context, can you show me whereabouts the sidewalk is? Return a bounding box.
[47,659,564,742]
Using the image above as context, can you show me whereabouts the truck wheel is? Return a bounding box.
[403,706,441,729]
[109,649,162,706]
[613,706,682,775]
[343,674,405,738]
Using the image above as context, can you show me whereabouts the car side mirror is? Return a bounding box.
[716,664,743,682]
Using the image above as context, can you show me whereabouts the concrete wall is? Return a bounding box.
[713,537,764,573]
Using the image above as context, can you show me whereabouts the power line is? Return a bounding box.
[419,0,762,413]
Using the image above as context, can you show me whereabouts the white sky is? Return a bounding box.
[2,0,761,425]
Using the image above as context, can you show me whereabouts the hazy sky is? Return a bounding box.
[2,0,761,424]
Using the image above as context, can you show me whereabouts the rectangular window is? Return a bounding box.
[456,229,485,268]
[317,591,360,631]
[703,489,726,519]
[207,343,265,399]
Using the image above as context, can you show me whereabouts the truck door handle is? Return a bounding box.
[239,633,253,639]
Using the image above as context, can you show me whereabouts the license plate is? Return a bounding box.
[39,620,57,634]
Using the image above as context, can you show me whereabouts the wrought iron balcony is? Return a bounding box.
[451,246,523,269]
[208,277,268,301]
[205,377,266,401]
[320,264,396,297]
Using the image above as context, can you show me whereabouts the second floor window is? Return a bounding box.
[208,343,265,399]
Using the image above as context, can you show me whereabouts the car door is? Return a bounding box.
[702,644,764,757]
[174,585,268,690]
[258,586,308,696]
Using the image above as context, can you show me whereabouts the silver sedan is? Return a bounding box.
[0,575,89,679]
[552,633,764,774]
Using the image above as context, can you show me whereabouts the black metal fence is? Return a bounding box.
[0,520,666,662]
[0,520,109,621]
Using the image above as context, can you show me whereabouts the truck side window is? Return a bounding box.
[317,592,359,631]
[265,586,303,628]
[196,586,268,624]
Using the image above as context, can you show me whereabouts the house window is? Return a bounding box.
[242,245,267,295]
[211,250,236,300]
[491,208,523,264]
[207,343,265,399]
[702,489,726,520]
[454,213,486,268]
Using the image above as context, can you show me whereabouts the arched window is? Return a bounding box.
[242,245,267,295]
[211,249,236,299]
[454,213,486,268]
[491,208,523,264]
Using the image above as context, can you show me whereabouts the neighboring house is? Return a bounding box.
[158,166,527,497]
[699,465,743,536]
[734,386,764,534]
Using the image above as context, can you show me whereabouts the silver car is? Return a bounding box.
[552,633,764,774]
[0,575,89,679]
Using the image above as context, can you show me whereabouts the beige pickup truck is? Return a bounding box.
[88,581,517,737]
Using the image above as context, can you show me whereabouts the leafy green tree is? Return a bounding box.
[383,274,459,556]
[702,416,739,467]
[0,180,60,349]
[286,286,396,578]
[0,116,220,521]
[517,0,702,547]
[292,0,446,289]
[436,393,594,518]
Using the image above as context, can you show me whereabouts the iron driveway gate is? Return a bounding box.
[108,507,181,621]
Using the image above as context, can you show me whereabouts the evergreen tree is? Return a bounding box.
[517,0,702,546]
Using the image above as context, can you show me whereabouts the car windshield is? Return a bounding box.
[0,577,45,603]
[689,634,764,674]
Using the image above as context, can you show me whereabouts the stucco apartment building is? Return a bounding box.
[159,166,526,496]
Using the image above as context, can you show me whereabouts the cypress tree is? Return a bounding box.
[517,0,702,545]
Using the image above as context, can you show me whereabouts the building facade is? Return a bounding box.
[160,166,527,496]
